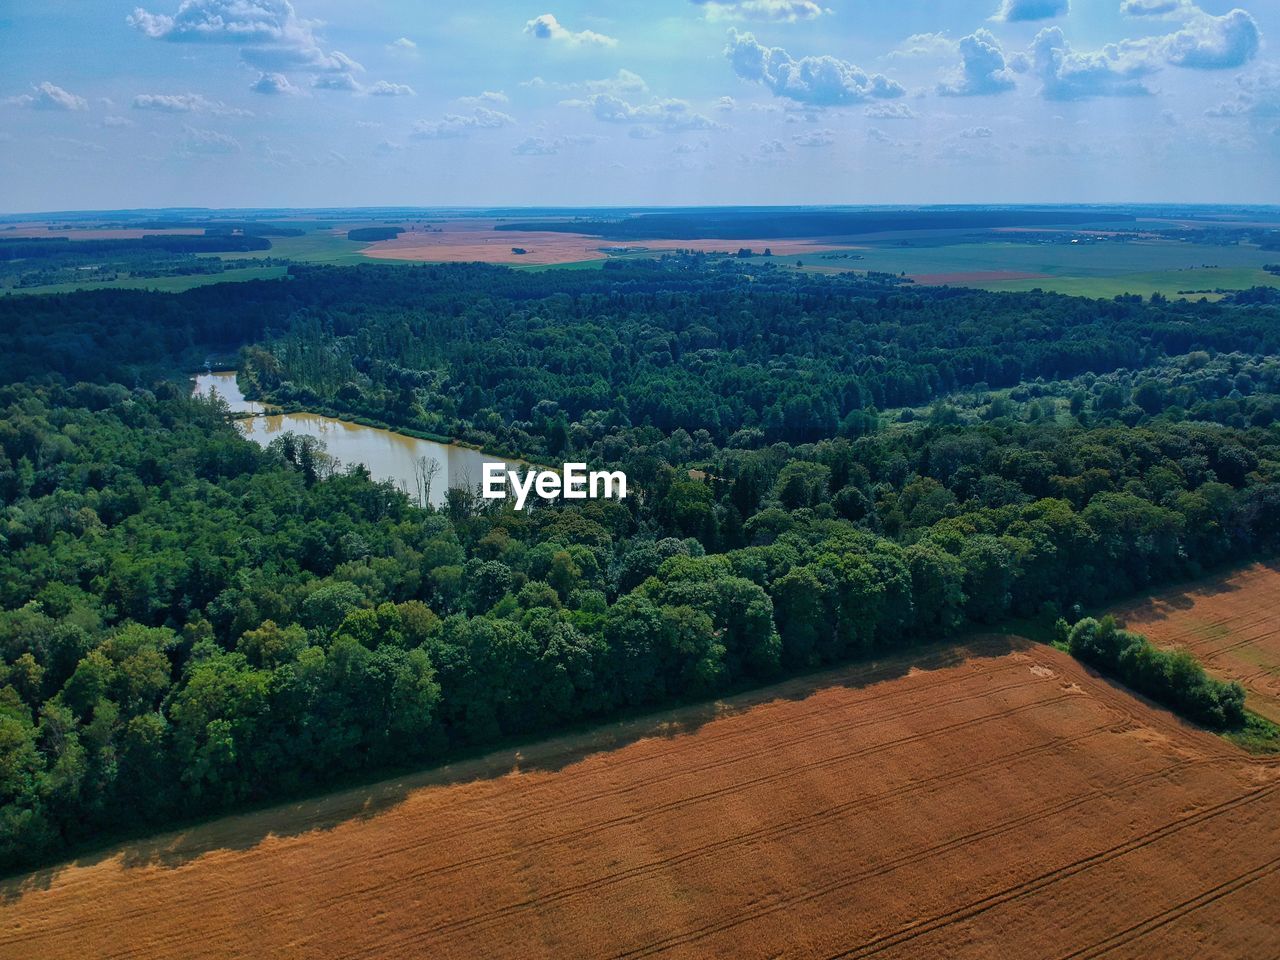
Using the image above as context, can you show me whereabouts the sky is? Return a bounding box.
[1,0,1278,211]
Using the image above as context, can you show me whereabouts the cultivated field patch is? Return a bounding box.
[1113,563,1280,724]
[1,638,1275,960]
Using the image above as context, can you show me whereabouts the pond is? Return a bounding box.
[193,371,518,507]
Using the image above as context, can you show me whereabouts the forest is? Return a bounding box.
[1,258,1277,872]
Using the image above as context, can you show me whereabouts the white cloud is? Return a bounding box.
[792,128,835,146]
[1162,8,1260,70]
[938,29,1017,96]
[132,92,250,115]
[674,138,709,154]
[865,102,917,119]
[410,107,515,139]
[1207,65,1280,118]
[1030,26,1154,99]
[889,33,957,60]
[567,93,717,131]
[689,0,827,22]
[586,70,648,95]
[6,81,89,111]
[250,72,301,95]
[725,29,905,105]
[512,134,598,155]
[513,136,560,155]
[715,95,736,111]
[102,115,135,127]
[992,0,1069,22]
[389,36,416,50]
[178,124,240,155]
[367,81,416,97]
[960,125,995,138]
[1025,6,1260,102]
[313,73,361,92]
[524,13,617,48]
[459,91,510,105]
[1121,0,1192,16]
[129,0,362,73]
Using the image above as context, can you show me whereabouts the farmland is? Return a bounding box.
[1113,564,1280,725]
[2,638,1276,960]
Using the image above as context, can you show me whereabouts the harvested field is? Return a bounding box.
[1113,563,1280,724]
[360,219,850,266]
[1,637,1277,960]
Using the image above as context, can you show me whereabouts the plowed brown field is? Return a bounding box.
[359,219,850,266]
[2,638,1277,960]
[1113,563,1280,724]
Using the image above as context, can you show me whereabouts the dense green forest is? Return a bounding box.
[2,260,1278,872]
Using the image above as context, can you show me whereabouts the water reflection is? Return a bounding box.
[193,371,515,507]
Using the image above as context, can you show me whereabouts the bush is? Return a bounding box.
[1067,617,1245,729]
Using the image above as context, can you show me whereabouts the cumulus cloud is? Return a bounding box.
[129,0,362,73]
[1023,5,1259,98]
[938,29,1017,96]
[725,29,904,105]
[889,32,957,59]
[1162,8,1260,70]
[960,125,995,138]
[1120,0,1192,15]
[716,95,736,111]
[6,81,89,111]
[674,139,709,154]
[1030,26,1154,98]
[792,127,835,146]
[524,13,617,47]
[367,81,416,97]
[132,92,250,114]
[689,0,827,21]
[410,106,515,139]
[566,93,718,131]
[178,124,240,155]
[313,73,361,92]
[512,136,560,155]
[250,72,301,95]
[586,69,648,94]
[1206,65,1280,117]
[459,91,510,105]
[512,133,598,155]
[865,102,917,119]
[992,0,1069,22]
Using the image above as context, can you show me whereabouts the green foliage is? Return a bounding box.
[1067,617,1246,729]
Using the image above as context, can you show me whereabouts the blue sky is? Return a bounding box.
[1,0,1277,211]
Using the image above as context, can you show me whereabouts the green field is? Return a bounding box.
[211,230,406,266]
[2,264,290,297]
[787,238,1280,299]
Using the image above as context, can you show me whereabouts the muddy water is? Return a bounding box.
[193,371,517,507]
